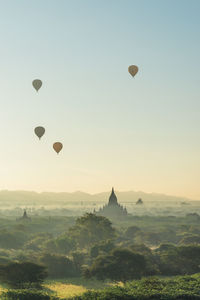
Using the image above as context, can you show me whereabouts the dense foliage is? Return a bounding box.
[87,248,146,281]
[69,213,115,248]
[1,212,200,298]
[68,275,200,300]
[2,275,200,299]
[1,213,200,281]
[1,289,54,300]
[0,262,47,288]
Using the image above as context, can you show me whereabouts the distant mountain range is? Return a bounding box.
[0,190,194,206]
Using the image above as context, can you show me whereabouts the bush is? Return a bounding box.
[157,245,200,275]
[125,226,141,239]
[69,213,115,248]
[0,262,47,288]
[88,248,146,281]
[0,230,27,249]
[67,275,200,300]
[39,253,77,278]
[90,240,115,258]
[1,289,53,300]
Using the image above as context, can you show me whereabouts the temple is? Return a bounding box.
[17,209,31,221]
[136,198,143,205]
[96,187,127,218]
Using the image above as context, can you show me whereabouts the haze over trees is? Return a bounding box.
[0,191,200,299]
[0,198,200,300]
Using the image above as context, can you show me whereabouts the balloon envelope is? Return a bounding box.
[128,65,138,77]
[34,127,45,139]
[53,142,63,154]
[32,79,42,91]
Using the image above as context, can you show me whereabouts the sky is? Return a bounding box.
[0,0,199,199]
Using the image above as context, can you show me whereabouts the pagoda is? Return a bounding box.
[17,209,31,221]
[97,188,127,218]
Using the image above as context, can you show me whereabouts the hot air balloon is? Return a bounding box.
[53,142,63,154]
[128,65,138,77]
[32,79,42,92]
[34,127,45,140]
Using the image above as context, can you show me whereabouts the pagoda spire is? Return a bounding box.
[108,187,118,206]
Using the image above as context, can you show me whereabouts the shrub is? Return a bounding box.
[88,248,146,281]
[0,262,47,289]
[39,253,77,278]
[1,289,53,300]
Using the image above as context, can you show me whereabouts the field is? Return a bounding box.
[44,278,109,298]
[45,282,87,298]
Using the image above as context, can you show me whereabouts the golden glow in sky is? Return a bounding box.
[0,1,199,199]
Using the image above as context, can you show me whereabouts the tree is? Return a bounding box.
[43,239,57,253]
[125,226,141,239]
[155,243,176,253]
[55,235,76,254]
[25,236,48,251]
[39,253,77,278]
[71,251,86,271]
[179,235,200,245]
[129,244,159,276]
[88,248,146,282]
[90,240,115,258]
[0,262,47,288]
[134,231,161,246]
[69,213,115,248]
[157,245,200,275]
[0,230,27,249]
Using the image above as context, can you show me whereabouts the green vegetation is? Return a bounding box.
[1,211,200,298]
[86,248,146,281]
[2,289,52,300]
[67,275,200,299]
[0,262,47,288]
[1,275,200,299]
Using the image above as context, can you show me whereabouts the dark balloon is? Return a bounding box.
[32,79,42,91]
[34,127,45,140]
[128,65,138,77]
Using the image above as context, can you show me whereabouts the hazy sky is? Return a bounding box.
[0,0,200,199]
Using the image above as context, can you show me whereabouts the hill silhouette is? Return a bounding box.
[0,190,194,207]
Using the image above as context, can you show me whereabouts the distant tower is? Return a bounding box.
[136,198,143,205]
[108,187,118,206]
[23,209,28,219]
[16,209,31,222]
